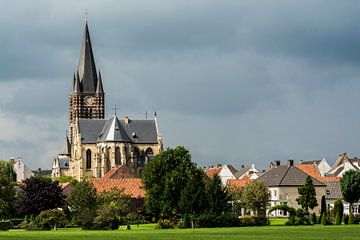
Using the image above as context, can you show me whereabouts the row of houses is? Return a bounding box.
[204,152,359,216]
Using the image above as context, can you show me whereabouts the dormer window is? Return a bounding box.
[132,132,137,138]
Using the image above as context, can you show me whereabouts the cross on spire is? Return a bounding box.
[84,9,88,23]
[112,104,120,116]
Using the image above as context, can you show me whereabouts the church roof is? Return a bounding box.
[77,21,98,93]
[78,117,158,144]
[98,115,131,142]
[58,137,71,156]
[96,71,104,93]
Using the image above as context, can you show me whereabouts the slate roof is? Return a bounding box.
[89,178,145,198]
[257,165,326,187]
[98,116,131,142]
[58,157,69,169]
[227,165,238,175]
[325,181,342,200]
[235,167,251,179]
[78,117,158,144]
[58,137,71,156]
[77,21,98,93]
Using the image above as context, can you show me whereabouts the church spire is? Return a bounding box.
[96,70,104,93]
[77,21,98,93]
[73,74,81,93]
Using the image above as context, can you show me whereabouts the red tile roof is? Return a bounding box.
[295,163,340,183]
[227,176,251,188]
[88,178,145,198]
[205,166,222,178]
[103,165,136,179]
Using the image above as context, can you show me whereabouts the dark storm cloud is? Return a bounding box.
[1,0,360,169]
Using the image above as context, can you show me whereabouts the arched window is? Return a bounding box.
[86,149,92,169]
[145,147,154,155]
[115,147,121,166]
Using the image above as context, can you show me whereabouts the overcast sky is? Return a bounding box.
[1,0,360,170]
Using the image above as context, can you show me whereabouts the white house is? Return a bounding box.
[11,158,34,182]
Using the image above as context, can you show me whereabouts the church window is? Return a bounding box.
[115,147,121,166]
[145,147,154,155]
[86,149,92,169]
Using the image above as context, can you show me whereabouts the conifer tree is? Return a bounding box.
[296,176,318,216]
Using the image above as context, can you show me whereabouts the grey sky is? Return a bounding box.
[1,0,360,170]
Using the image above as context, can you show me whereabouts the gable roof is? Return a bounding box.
[234,166,251,179]
[89,178,144,198]
[257,165,326,187]
[325,180,342,200]
[98,115,131,142]
[227,165,238,175]
[295,163,340,182]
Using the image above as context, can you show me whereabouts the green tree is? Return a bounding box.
[0,160,16,181]
[178,169,208,216]
[0,160,16,219]
[205,174,231,215]
[141,146,204,217]
[340,170,360,218]
[241,181,270,217]
[15,176,65,216]
[228,185,244,216]
[67,181,97,226]
[333,199,344,225]
[296,176,318,216]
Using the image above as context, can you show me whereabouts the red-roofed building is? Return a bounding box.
[227,176,251,189]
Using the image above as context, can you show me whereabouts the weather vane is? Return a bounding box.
[85,9,88,23]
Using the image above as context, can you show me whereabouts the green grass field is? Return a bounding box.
[0,224,359,240]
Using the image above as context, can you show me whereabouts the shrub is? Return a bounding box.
[126,213,148,225]
[294,209,310,225]
[310,213,317,225]
[349,213,354,224]
[252,216,270,226]
[353,214,360,224]
[35,209,68,230]
[241,215,255,226]
[197,213,240,228]
[156,219,175,229]
[333,200,344,225]
[0,221,12,231]
[92,207,119,230]
[321,212,328,225]
[343,214,349,224]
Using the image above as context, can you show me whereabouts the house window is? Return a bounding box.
[273,190,277,197]
[86,149,92,169]
[145,147,154,155]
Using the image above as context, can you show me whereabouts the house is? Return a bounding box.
[11,158,33,182]
[205,164,237,186]
[227,176,251,189]
[327,152,360,177]
[298,158,331,177]
[257,160,326,217]
[234,164,260,180]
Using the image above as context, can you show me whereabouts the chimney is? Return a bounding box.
[275,160,281,166]
[124,116,129,124]
[288,159,294,167]
[217,163,222,167]
[241,165,245,169]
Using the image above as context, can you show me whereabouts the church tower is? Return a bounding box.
[69,21,105,143]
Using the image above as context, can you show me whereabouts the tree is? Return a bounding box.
[67,181,97,226]
[178,170,208,216]
[228,185,245,216]
[205,174,231,215]
[241,181,270,216]
[141,146,204,217]
[15,176,65,216]
[296,176,318,215]
[0,160,16,219]
[340,170,360,218]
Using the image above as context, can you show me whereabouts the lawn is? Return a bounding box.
[0,224,359,240]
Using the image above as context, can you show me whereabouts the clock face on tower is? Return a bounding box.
[84,96,94,105]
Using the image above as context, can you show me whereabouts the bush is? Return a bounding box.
[35,209,68,230]
[333,200,344,225]
[156,219,175,229]
[349,213,354,224]
[92,207,119,230]
[126,213,148,225]
[252,216,270,226]
[310,213,317,225]
[343,214,349,224]
[241,215,255,226]
[321,212,329,225]
[197,213,240,228]
[294,209,310,225]
[334,212,341,225]
[353,214,360,224]
[0,221,12,231]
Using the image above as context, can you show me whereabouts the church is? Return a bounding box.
[52,21,163,181]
